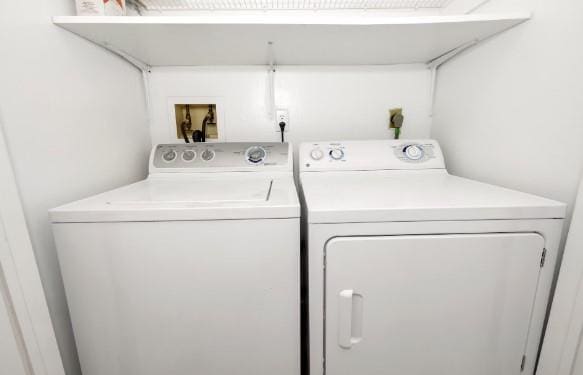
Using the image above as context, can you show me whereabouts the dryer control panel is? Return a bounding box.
[150,142,292,173]
[299,139,446,171]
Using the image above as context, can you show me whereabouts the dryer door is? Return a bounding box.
[325,233,544,375]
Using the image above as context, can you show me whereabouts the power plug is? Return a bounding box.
[276,109,289,132]
[389,108,404,139]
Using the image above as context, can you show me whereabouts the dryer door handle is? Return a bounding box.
[338,289,363,349]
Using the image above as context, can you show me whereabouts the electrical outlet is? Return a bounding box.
[276,109,289,132]
[389,108,403,129]
[389,107,404,140]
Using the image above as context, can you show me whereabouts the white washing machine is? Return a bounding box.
[299,140,566,375]
[51,142,300,375]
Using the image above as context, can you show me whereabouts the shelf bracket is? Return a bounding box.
[428,66,438,117]
[89,42,153,131]
[465,0,493,14]
[267,41,277,119]
[427,39,479,70]
[98,42,153,131]
[141,69,152,127]
[427,39,478,117]
[426,11,530,115]
[101,42,151,73]
[54,24,153,132]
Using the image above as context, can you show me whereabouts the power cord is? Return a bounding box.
[279,121,286,143]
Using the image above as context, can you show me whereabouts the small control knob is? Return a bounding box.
[182,150,196,162]
[404,144,424,160]
[329,149,344,160]
[246,146,267,164]
[162,150,177,162]
[201,149,215,161]
[310,149,324,160]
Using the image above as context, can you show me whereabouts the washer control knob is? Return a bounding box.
[182,150,196,162]
[404,144,424,160]
[201,149,215,161]
[162,150,177,162]
[246,146,267,164]
[329,148,344,160]
[310,148,324,160]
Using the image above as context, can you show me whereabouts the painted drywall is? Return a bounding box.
[148,65,433,146]
[0,1,151,374]
[432,0,583,234]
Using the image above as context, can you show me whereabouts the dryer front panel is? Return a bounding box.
[325,233,544,375]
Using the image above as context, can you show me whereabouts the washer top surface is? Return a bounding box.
[50,142,299,223]
[299,140,566,224]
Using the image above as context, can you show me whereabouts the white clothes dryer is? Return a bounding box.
[299,139,565,375]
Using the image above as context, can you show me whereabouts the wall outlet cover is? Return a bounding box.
[276,109,289,132]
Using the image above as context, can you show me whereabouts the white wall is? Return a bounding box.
[148,65,433,146]
[0,1,151,374]
[432,0,583,230]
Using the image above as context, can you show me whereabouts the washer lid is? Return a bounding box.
[50,175,299,223]
[109,178,271,205]
[300,170,566,224]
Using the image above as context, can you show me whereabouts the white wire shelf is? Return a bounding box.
[131,0,453,11]
[53,13,530,67]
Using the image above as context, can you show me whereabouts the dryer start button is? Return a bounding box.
[310,149,324,160]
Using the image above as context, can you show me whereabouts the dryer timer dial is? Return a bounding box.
[403,144,424,161]
[329,149,344,160]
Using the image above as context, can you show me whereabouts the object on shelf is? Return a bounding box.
[75,0,126,16]
[127,0,452,11]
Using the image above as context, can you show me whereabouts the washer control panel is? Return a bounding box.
[300,139,445,171]
[151,142,291,172]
